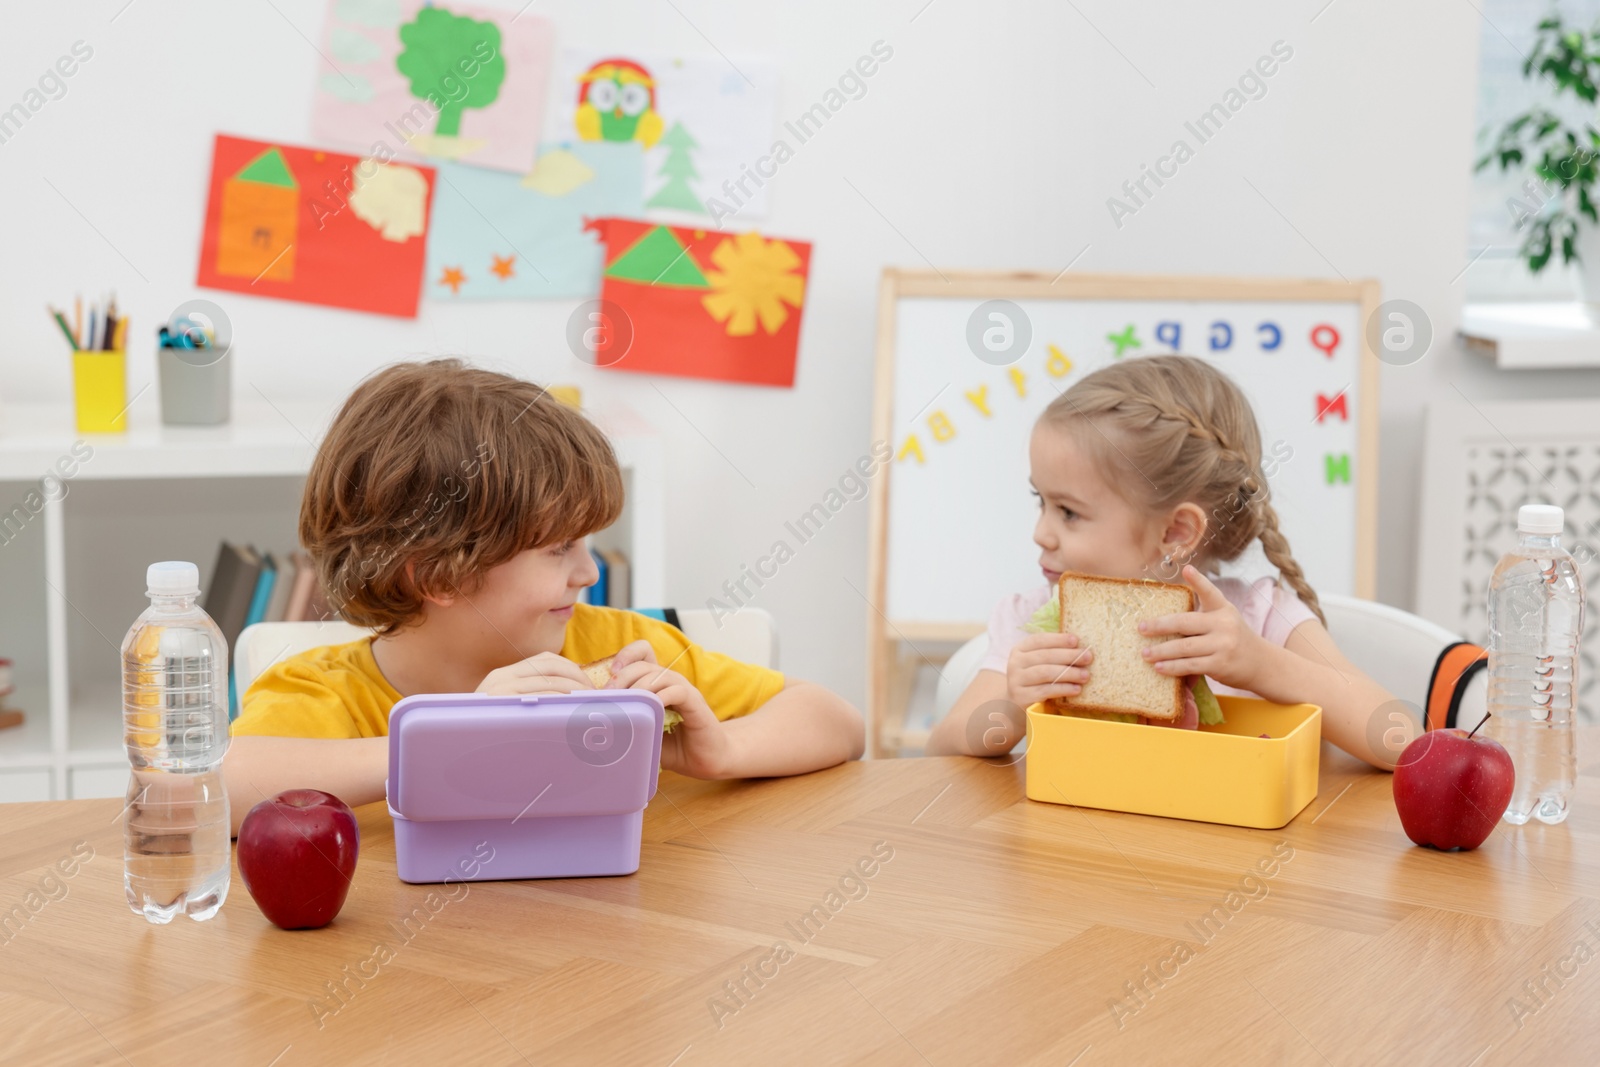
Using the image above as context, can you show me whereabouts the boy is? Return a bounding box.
[226,360,864,832]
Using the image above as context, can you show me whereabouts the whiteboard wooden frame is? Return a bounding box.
[867,270,1382,757]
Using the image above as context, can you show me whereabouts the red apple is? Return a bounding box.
[237,789,359,929]
[1392,716,1515,851]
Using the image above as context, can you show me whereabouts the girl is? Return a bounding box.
[925,354,1407,769]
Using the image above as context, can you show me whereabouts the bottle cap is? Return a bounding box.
[146,561,200,596]
[1517,504,1564,535]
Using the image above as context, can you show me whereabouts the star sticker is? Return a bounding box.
[1107,325,1141,358]
[490,254,515,280]
[439,266,466,295]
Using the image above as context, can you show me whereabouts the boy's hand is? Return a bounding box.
[1005,632,1093,709]
[1138,565,1264,690]
[475,653,594,696]
[609,655,729,779]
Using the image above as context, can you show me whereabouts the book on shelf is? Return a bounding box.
[599,548,630,609]
[264,551,297,622]
[590,547,609,608]
[244,553,277,629]
[283,550,318,622]
[203,541,263,650]
[208,544,340,626]
[0,656,22,730]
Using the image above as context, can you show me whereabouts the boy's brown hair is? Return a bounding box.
[301,359,623,633]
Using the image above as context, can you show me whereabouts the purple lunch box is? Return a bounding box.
[386,689,665,883]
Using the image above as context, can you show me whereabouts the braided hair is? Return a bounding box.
[1038,354,1326,626]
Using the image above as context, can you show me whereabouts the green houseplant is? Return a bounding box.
[1477,13,1600,289]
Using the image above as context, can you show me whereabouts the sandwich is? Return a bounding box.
[1025,572,1224,728]
[581,656,684,733]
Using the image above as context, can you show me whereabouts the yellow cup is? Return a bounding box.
[73,350,128,433]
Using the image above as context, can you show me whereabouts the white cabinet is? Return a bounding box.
[0,401,663,802]
[0,768,51,803]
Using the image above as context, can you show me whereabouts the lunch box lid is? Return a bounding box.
[386,690,664,823]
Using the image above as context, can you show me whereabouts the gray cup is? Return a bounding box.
[158,347,231,425]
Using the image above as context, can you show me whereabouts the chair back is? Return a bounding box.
[1318,593,1462,708]
[235,619,374,695]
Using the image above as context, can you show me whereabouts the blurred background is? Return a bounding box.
[4,0,1600,790]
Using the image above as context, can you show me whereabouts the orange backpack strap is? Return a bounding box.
[1426,641,1488,732]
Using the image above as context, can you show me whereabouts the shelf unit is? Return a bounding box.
[0,401,663,803]
[1458,302,1600,368]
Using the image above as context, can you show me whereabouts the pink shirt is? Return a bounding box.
[976,575,1318,699]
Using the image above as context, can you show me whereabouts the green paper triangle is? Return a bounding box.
[235,148,297,189]
[604,226,710,288]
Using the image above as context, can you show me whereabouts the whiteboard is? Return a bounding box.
[870,273,1379,630]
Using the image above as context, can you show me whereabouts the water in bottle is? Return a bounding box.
[122,561,231,922]
[1484,504,1585,825]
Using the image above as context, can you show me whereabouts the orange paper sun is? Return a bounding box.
[701,232,805,337]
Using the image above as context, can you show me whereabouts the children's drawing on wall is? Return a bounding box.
[424,141,644,301]
[197,134,434,317]
[312,0,553,173]
[585,217,810,387]
[549,51,779,222]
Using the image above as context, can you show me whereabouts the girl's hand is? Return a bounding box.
[1005,632,1093,709]
[1139,565,1264,690]
[609,656,730,779]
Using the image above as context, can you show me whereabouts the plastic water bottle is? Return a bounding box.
[121,561,231,922]
[1484,505,1585,825]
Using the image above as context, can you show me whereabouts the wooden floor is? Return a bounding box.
[2,736,1599,1066]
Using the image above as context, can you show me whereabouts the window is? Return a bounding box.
[1466,0,1600,302]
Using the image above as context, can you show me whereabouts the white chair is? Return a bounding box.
[235,607,778,696]
[235,619,375,695]
[932,592,1477,726]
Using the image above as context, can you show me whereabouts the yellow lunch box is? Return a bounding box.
[1024,696,1322,829]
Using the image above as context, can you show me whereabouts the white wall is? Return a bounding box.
[4,0,1588,712]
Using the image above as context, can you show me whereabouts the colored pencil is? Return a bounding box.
[49,307,78,351]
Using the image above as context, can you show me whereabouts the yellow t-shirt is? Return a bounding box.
[232,604,785,740]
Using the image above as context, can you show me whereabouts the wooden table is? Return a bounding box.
[3,738,1599,1066]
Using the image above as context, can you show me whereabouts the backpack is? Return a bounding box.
[1426,641,1488,732]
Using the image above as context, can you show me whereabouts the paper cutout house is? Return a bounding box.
[216,147,298,281]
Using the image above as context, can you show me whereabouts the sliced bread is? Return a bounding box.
[581,655,684,733]
[1051,572,1196,722]
[581,658,614,687]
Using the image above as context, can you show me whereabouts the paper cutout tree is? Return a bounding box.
[216,147,297,281]
[396,7,505,137]
[646,122,705,212]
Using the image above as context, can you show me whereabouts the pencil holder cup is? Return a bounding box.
[72,350,127,433]
[158,346,231,426]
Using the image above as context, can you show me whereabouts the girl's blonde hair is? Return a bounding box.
[1040,354,1325,626]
